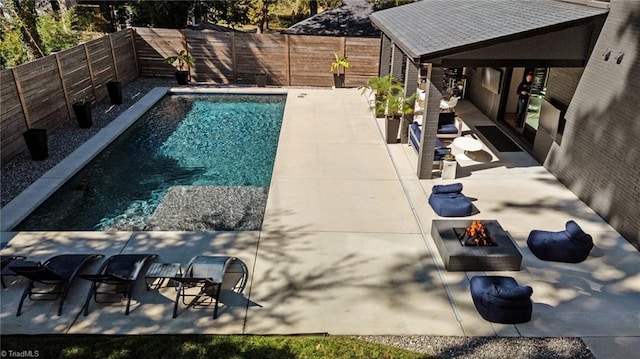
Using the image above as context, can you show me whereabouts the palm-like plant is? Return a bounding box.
[165,50,195,71]
[362,74,402,102]
[375,83,416,119]
[329,53,350,75]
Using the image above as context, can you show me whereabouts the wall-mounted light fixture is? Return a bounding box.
[603,49,611,61]
[616,52,624,64]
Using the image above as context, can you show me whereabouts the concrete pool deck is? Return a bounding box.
[1,88,638,358]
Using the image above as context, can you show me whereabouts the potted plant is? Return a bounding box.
[361,74,401,117]
[22,128,48,160]
[329,53,350,88]
[106,80,122,105]
[376,84,416,144]
[72,95,92,128]
[255,72,267,87]
[165,50,195,85]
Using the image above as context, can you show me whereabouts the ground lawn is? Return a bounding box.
[0,335,430,359]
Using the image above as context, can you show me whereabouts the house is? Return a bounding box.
[370,0,640,249]
[284,0,379,37]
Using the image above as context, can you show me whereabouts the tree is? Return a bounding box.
[370,0,419,11]
[208,0,251,28]
[130,0,192,29]
[310,0,317,16]
[0,15,29,69]
[38,7,79,53]
[249,0,277,33]
[9,0,44,60]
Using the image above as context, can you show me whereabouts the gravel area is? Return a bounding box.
[0,77,596,358]
[1,77,175,208]
[353,335,594,359]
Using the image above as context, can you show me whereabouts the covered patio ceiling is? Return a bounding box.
[370,0,609,67]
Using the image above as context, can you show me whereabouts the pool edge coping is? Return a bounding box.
[0,86,290,232]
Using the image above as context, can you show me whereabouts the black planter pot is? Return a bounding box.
[256,73,267,87]
[73,102,93,128]
[106,81,122,105]
[23,128,48,160]
[175,71,189,85]
[385,116,401,144]
[333,74,345,88]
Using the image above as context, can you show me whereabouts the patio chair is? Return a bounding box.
[409,122,452,170]
[1,255,27,288]
[8,254,104,316]
[440,96,459,111]
[81,253,157,315]
[436,112,463,140]
[172,256,248,319]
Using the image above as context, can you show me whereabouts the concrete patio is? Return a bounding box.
[1,88,638,358]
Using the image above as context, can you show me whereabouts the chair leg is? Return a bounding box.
[82,282,97,316]
[124,283,132,315]
[173,283,183,318]
[16,281,33,316]
[57,283,70,316]
[1,275,6,289]
[213,284,222,319]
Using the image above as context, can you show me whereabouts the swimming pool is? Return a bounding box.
[14,94,286,231]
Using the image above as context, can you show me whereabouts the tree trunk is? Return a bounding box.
[310,0,318,16]
[12,0,44,59]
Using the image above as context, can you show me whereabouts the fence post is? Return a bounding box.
[285,34,291,86]
[54,53,73,120]
[83,43,97,102]
[109,33,120,81]
[11,68,31,129]
[231,32,237,82]
[130,28,140,77]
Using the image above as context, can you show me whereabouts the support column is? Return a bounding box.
[417,63,440,179]
[390,44,404,82]
[379,34,392,77]
[404,58,419,97]
[400,58,420,143]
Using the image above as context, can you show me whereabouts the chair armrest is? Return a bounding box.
[454,117,463,132]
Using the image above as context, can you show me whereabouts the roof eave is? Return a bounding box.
[370,14,421,61]
[420,12,607,62]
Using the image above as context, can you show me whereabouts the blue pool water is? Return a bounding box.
[15,94,286,231]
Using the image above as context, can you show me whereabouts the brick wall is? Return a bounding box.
[544,0,640,249]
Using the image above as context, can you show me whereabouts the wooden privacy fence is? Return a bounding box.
[1,28,138,164]
[2,28,380,165]
[134,28,380,87]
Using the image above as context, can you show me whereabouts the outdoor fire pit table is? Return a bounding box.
[431,219,522,271]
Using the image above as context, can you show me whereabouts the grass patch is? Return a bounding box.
[1,335,431,359]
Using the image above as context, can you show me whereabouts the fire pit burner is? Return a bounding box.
[431,220,522,271]
[454,220,497,247]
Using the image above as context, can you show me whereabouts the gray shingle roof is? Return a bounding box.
[284,0,379,37]
[370,0,608,60]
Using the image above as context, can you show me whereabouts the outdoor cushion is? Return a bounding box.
[438,123,459,134]
[428,183,472,217]
[527,220,593,263]
[470,276,533,324]
[409,122,450,160]
[431,183,463,194]
[437,112,457,134]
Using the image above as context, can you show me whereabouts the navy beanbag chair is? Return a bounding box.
[470,276,533,324]
[428,183,473,217]
[527,220,593,263]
